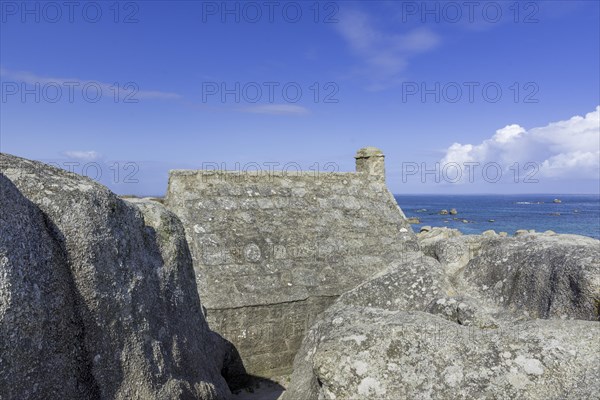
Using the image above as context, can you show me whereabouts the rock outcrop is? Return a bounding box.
[164,148,418,377]
[0,154,229,399]
[283,253,453,399]
[420,228,600,321]
[460,233,600,321]
[285,307,599,400]
[335,252,451,312]
[1,174,93,399]
[284,229,600,399]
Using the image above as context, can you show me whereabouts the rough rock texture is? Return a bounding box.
[460,233,600,321]
[418,227,474,276]
[0,174,94,399]
[426,294,526,329]
[336,252,452,312]
[164,150,417,377]
[283,254,454,399]
[285,307,599,400]
[284,229,600,399]
[0,154,230,399]
[420,229,600,321]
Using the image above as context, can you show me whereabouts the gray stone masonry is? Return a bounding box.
[164,147,417,378]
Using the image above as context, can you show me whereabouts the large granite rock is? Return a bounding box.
[418,229,600,321]
[164,148,417,377]
[460,233,600,321]
[0,174,94,399]
[418,227,477,277]
[283,253,454,399]
[335,252,452,312]
[420,229,600,321]
[0,154,230,399]
[284,307,599,400]
[284,231,600,399]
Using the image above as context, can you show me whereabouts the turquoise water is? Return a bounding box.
[394,194,600,239]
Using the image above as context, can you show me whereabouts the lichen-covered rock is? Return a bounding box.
[336,252,452,312]
[430,236,478,277]
[0,154,230,399]
[418,227,462,255]
[0,174,95,399]
[426,294,527,329]
[419,230,600,321]
[285,230,600,399]
[284,307,599,400]
[460,234,600,321]
[283,254,452,399]
[418,229,479,277]
[122,197,230,396]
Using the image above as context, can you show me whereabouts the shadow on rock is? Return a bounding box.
[214,333,285,399]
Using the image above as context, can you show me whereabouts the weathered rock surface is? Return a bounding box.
[285,229,600,399]
[335,252,451,312]
[426,294,525,329]
[164,148,418,377]
[0,154,229,399]
[418,228,473,276]
[418,226,462,246]
[0,174,94,399]
[418,229,600,321]
[460,233,600,321]
[283,253,454,399]
[284,307,600,400]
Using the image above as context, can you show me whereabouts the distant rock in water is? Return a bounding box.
[449,208,458,215]
[420,225,432,233]
[406,217,420,224]
[439,209,449,215]
[553,198,562,203]
[0,154,229,400]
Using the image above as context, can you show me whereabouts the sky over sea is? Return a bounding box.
[1,0,599,196]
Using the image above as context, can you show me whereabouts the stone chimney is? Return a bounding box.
[355,147,385,182]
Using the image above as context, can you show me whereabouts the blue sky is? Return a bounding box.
[1,0,599,195]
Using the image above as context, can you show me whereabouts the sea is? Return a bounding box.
[394,194,600,240]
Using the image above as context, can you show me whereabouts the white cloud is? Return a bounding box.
[442,106,600,180]
[335,9,440,90]
[241,104,309,115]
[63,150,101,161]
[0,67,181,100]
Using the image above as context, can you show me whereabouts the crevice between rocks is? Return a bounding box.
[208,294,340,312]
